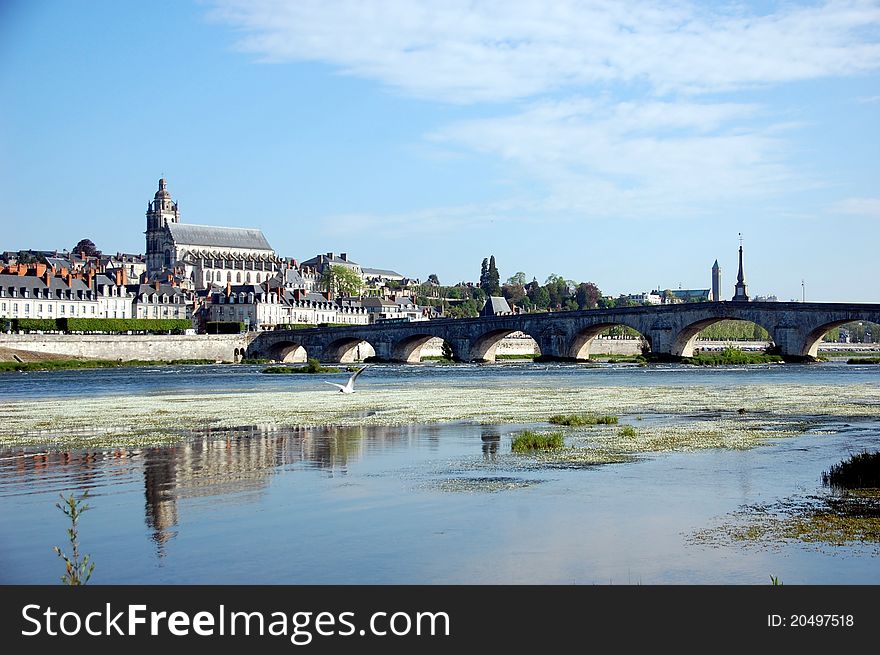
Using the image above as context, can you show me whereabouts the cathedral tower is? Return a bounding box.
[145,178,180,275]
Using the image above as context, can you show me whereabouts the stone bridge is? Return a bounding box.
[247,302,880,363]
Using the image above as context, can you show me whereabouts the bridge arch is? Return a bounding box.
[672,317,775,358]
[391,333,458,363]
[802,320,877,359]
[325,337,376,363]
[268,340,309,363]
[569,322,649,360]
[471,328,542,362]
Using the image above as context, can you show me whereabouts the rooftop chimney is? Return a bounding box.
[340,253,347,262]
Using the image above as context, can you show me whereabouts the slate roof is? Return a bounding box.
[481,296,512,317]
[168,223,274,251]
[362,267,403,278]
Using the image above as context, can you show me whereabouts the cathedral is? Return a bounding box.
[145,178,283,289]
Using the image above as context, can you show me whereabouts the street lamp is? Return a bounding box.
[801,279,805,303]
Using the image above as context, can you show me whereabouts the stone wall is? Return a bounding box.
[0,333,253,362]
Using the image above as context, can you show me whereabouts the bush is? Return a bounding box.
[11,318,60,332]
[511,430,564,452]
[549,414,618,426]
[619,425,637,438]
[58,318,192,334]
[822,452,880,490]
[205,321,244,334]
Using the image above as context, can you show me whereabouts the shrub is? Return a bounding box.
[58,318,192,334]
[511,430,564,452]
[549,414,618,426]
[822,452,880,490]
[11,318,60,332]
[619,425,637,438]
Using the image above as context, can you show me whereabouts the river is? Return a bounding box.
[1,362,878,584]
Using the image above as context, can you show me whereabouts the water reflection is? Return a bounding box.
[0,423,460,556]
[481,426,500,463]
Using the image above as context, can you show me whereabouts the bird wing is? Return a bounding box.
[323,382,346,391]
[350,365,368,383]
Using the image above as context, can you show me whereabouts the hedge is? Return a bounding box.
[205,321,245,334]
[10,318,61,332]
[59,318,193,334]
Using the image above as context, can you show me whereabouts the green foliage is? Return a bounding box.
[847,358,880,364]
[321,264,363,297]
[441,341,454,361]
[549,414,619,426]
[73,238,99,257]
[822,452,880,490]
[687,348,783,365]
[0,359,216,372]
[10,318,60,332]
[697,320,770,341]
[770,575,783,586]
[205,321,244,334]
[262,358,341,374]
[511,430,565,453]
[59,318,192,334]
[619,425,637,438]
[239,358,271,364]
[575,282,601,310]
[53,491,95,586]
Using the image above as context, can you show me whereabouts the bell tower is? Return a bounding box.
[145,178,180,275]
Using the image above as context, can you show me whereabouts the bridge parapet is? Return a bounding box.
[246,302,880,363]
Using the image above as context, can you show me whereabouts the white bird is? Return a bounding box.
[323,365,368,393]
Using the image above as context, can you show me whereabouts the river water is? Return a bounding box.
[1,362,878,584]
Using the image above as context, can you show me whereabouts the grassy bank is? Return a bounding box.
[589,354,647,364]
[847,358,880,365]
[0,358,217,373]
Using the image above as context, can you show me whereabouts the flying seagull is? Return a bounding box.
[324,365,368,393]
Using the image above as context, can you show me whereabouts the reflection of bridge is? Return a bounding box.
[249,302,880,363]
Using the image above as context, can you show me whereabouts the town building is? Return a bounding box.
[144,178,284,290]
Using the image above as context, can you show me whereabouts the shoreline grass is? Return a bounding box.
[549,414,619,426]
[511,430,564,453]
[0,358,218,373]
[847,358,880,365]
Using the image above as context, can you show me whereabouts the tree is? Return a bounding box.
[502,283,526,306]
[428,273,440,286]
[506,271,527,286]
[320,265,362,297]
[575,282,601,310]
[479,258,489,291]
[73,238,98,257]
[487,255,501,296]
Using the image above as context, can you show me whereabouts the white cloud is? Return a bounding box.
[833,197,880,217]
[210,0,880,102]
[431,99,793,219]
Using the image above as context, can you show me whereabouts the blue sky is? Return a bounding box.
[1,0,878,301]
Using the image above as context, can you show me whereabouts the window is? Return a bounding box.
[38,304,43,312]
[70,305,74,315]
[60,305,65,315]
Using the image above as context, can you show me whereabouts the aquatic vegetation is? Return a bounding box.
[847,358,880,365]
[53,491,94,586]
[690,490,880,553]
[822,452,880,490]
[263,358,341,374]
[511,431,564,452]
[618,425,637,438]
[549,414,618,426]
[432,476,543,493]
[0,358,216,372]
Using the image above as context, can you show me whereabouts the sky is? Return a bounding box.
[1,0,878,301]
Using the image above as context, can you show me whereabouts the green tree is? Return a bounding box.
[506,271,527,286]
[320,265,362,297]
[575,282,601,310]
[486,255,501,296]
[479,258,489,292]
[428,273,440,286]
[73,238,99,257]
